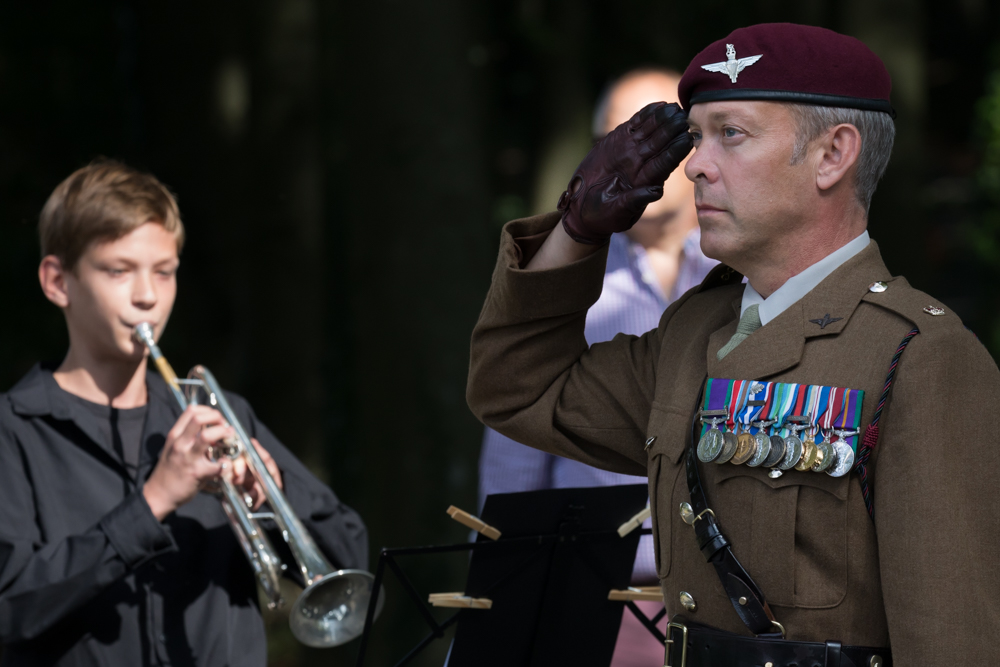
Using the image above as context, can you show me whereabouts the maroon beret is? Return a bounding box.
[678,23,894,116]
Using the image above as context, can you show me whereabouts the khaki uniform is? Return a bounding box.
[467,212,1000,664]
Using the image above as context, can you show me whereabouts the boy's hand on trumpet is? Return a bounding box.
[143,405,232,521]
[229,438,284,510]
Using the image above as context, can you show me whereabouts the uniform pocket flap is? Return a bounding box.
[645,403,697,465]
[712,462,850,500]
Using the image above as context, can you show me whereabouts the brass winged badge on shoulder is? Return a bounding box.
[701,44,763,84]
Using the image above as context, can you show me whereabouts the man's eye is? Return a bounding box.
[723,127,740,138]
[157,270,176,278]
[690,131,702,142]
[107,269,125,276]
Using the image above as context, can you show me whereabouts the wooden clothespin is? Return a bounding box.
[446,505,501,540]
[607,586,664,602]
[428,592,493,609]
[617,506,652,537]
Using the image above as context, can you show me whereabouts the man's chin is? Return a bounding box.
[698,231,739,266]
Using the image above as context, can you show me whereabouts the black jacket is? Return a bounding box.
[0,364,368,666]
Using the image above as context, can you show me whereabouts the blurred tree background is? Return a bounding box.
[0,1,997,665]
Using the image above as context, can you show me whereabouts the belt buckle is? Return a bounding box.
[664,621,688,667]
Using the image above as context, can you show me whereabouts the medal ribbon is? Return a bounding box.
[819,386,845,443]
[811,386,833,443]
[834,388,865,453]
[738,382,768,433]
[803,385,823,440]
[726,380,749,431]
[700,378,734,437]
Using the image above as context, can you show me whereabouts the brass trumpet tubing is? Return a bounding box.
[188,365,336,586]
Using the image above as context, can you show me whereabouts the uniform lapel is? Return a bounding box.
[706,241,893,381]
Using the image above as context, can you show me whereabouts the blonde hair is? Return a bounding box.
[39,159,185,270]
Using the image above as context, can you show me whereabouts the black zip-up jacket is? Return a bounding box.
[0,364,368,666]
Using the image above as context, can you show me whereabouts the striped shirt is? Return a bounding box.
[479,228,718,582]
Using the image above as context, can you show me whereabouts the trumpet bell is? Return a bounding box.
[289,569,385,648]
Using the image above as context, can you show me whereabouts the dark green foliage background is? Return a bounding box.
[0,1,997,665]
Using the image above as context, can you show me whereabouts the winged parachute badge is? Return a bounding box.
[701,44,763,83]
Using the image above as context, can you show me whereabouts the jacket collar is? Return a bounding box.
[706,239,895,380]
[7,363,183,473]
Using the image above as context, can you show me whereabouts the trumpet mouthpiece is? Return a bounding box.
[133,322,155,346]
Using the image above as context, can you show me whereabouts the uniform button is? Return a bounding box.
[869,657,883,667]
[644,436,656,451]
[738,596,747,606]
[868,281,887,293]
[679,503,695,525]
[679,591,697,611]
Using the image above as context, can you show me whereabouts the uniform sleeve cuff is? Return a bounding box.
[99,490,178,570]
[496,212,609,320]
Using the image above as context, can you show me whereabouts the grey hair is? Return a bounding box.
[788,105,895,213]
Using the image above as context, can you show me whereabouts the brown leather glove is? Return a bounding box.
[557,102,692,245]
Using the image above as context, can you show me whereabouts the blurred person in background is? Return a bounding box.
[0,160,367,666]
[477,68,717,666]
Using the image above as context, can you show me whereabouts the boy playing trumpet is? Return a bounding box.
[0,160,367,666]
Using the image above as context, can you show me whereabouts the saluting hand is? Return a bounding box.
[143,405,232,521]
[558,101,693,245]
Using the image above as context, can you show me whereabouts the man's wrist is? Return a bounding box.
[524,219,603,271]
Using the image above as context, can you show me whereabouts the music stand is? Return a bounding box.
[355,484,653,667]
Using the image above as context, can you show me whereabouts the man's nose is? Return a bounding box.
[684,144,716,183]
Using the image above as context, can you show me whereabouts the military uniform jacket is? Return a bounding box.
[467,213,1000,665]
[0,365,368,666]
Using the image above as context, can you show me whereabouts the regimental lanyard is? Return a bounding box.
[770,382,799,437]
[834,388,865,454]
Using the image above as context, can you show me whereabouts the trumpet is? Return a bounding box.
[133,323,383,648]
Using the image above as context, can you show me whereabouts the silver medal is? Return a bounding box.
[762,435,786,468]
[697,428,725,462]
[716,430,739,464]
[812,440,835,473]
[746,432,771,467]
[827,440,855,477]
[778,434,803,470]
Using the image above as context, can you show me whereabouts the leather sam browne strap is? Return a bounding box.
[686,409,779,636]
[666,618,893,667]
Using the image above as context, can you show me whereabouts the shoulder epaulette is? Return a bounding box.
[861,276,967,335]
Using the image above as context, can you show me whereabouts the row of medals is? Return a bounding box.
[697,417,856,478]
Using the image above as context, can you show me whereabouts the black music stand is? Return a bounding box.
[355,484,654,667]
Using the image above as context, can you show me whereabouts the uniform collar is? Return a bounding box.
[707,238,894,380]
[741,230,870,325]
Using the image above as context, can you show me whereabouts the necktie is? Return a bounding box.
[717,304,761,360]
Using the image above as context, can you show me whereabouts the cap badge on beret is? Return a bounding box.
[701,44,762,84]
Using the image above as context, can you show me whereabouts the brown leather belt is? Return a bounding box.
[666,618,892,667]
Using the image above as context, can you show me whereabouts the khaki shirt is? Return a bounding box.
[467,212,1000,664]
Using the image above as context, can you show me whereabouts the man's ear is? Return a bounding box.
[816,123,862,192]
[39,255,70,308]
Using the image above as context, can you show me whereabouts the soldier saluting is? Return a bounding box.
[468,23,999,666]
